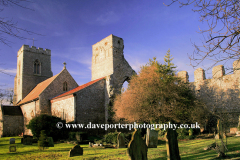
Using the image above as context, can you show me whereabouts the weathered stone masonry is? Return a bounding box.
[178,60,240,127]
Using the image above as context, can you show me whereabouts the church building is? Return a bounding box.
[0,34,135,136]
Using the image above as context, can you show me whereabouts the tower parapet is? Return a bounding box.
[18,45,51,56]
[177,71,189,83]
[212,65,225,79]
[233,60,240,74]
[194,68,206,82]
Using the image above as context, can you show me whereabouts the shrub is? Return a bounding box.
[188,128,195,139]
[27,114,68,141]
[38,130,49,150]
[68,132,76,141]
[104,131,118,144]
[177,128,189,140]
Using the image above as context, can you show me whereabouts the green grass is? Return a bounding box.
[1,136,240,159]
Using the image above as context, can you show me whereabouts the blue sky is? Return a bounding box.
[0,0,232,90]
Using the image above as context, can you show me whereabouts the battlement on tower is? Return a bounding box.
[18,45,51,56]
[178,60,240,83]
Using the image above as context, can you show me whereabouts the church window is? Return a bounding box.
[34,60,41,74]
[63,81,68,91]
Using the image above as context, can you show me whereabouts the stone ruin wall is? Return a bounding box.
[91,35,116,81]
[178,60,240,127]
[92,35,136,124]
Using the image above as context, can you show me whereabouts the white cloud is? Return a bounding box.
[0,68,17,75]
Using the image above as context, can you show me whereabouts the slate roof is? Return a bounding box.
[17,73,60,105]
[51,77,105,100]
[1,105,23,116]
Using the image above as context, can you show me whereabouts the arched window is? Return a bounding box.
[34,60,40,74]
[63,81,68,91]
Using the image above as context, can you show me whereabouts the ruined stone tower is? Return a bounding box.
[13,45,53,105]
[92,34,135,94]
[92,35,135,123]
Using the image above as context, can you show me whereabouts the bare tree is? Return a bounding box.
[0,0,40,46]
[0,0,41,76]
[165,0,240,70]
[0,87,13,105]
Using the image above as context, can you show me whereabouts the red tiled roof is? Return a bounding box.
[51,77,105,100]
[18,74,59,105]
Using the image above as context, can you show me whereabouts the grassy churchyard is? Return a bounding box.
[1,136,240,160]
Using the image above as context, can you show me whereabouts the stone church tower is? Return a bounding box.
[13,45,53,105]
[91,35,135,123]
[92,34,135,95]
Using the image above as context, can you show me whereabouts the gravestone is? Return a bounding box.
[127,129,148,160]
[89,142,93,147]
[117,132,125,148]
[146,128,158,148]
[9,138,15,144]
[76,133,82,142]
[9,146,16,152]
[69,145,83,157]
[236,116,240,136]
[48,137,54,147]
[23,136,33,145]
[165,129,181,160]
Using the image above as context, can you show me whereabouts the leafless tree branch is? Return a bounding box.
[166,0,240,71]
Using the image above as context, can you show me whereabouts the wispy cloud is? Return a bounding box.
[96,11,120,25]
[68,69,91,77]
[80,10,121,26]
[0,68,16,75]
[52,46,92,68]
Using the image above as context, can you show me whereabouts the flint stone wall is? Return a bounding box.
[178,61,240,127]
[75,78,106,125]
[51,95,75,123]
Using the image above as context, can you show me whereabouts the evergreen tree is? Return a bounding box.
[38,130,49,150]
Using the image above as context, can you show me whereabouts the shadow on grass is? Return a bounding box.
[210,153,240,160]
[151,157,166,160]
[0,144,72,156]
[158,140,165,145]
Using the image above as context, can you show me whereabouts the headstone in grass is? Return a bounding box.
[9,138,15,144]
[69,144,83,157]
[89,142,93,147]
[127,129,148,160]
[236,116,240,136]
[76,132,82,142]
[48,137,54,147]
[165,128,181,160]
[146,128,158,148]
[9,146,16,152]
[117,132,125,148]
